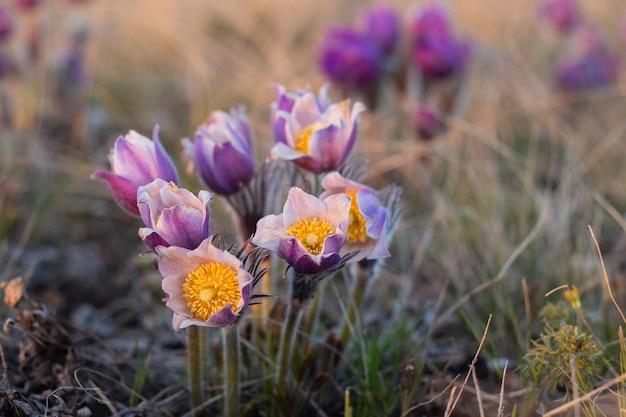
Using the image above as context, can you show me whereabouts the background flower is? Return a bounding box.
[137,179,212,251]
[157,238,253,331]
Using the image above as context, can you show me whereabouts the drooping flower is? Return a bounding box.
[269,84,365,174]
[357,5,401,56]
[92,126,179,216]
[156,238,253,331]
[184,106,255,196]
[320,172,390,262]
[537,0,582,34]
[318,26,383,89]
[137,179,212,251]
[252,187,350,274]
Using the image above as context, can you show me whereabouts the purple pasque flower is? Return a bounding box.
[0,7,12,41]
[412,33,471,81]
[252,187,351,274]
[157,238,253,331]
[137,179,212,251]
[409,3,452,40]
[185,106,255,196]
[92,126,179,216]
[269,84,365,174]
[318,26,383,89]
[320,172,390,262]
[357,5,401,56]
[537,0,582,34]
[554,26,618,92]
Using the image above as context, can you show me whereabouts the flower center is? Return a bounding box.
[286,217,335,255]
[294,122,326,154]
[346,190,368,244]
[183,262,241,321]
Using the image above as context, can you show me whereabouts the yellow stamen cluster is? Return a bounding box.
[286,217,335,255]
[183,262,241,321]
[346,190,368,244]
[293,122,326,155]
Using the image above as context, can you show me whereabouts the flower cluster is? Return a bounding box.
[317,2,473,142]
[93,84,401,329]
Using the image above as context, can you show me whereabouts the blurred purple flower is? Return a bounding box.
[137,179,212,251]
[13,0,40,10]
[252,187,350,274]
[157,238,253,331]
[269,84,365,174]
[91,126,179,216]
[410,3,452,40]
[537,0,582,34]
[555,26,618,92]
[0,7,13,41]
[185,106,255,196]
[412,34,471,80]
[318,26,383,89]
[357,5,401,56]
[413,104,446,140]
[320,172,390,262]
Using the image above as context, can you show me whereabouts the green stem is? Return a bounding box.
[339,262,376,347]
[275,298,304,391]
[223,324,240,417]
[187,326,205,416]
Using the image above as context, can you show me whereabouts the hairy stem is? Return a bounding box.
[187,326,205,416]
[223,324,240,417]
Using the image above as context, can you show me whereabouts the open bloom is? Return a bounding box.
[185,106,255,196]
[137,179,212,251]
[320,172,390,262]
[269,84,365,174]
[92,126,179,216]
[157,238,253,331]
[252,187,350,274]
[318,26,383,89]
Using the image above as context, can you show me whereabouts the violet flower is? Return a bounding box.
[412,33,471,81]
[13,0,39,10]
[91,126,179,216]
[409,3,452,40]
[269,84,365,174]
[318,26,383,89]
[252,187,350,274]
[413,104,447,140]
[537,0,582,34]
[137,179,212,251]
[157,238,253,331]
[320,172,390,262]
[185,106,255,196]
[357,5,401,56]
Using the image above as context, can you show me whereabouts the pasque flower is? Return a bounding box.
[413,104,447,140]
[357,5,401,56]
[185,106,255,196]
[320,172,390,262]
[318,26,383,89]
[269,84,365,174]
[137,179,212,251]
[537,0,582,34]
[92,126,179,216]
[412,33,470,81]
[252,187,351,274]
[409,3,452,40]
[0,7,12,41]
[157,238,253,331]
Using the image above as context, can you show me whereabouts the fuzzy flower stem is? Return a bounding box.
[339,260,377,347]
[275,281,307,390]
[223,324,240,417]
[187,326,205,416]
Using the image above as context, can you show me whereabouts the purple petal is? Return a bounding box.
[153,125,180,184]
[91,170,140,216]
